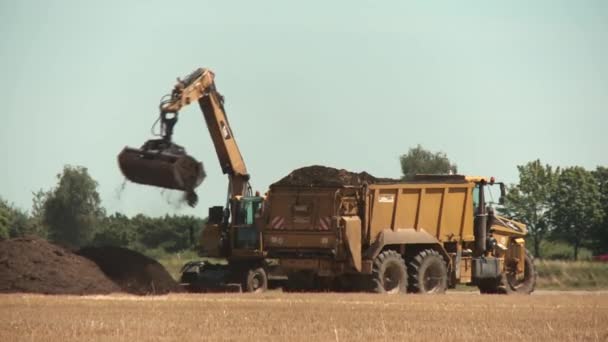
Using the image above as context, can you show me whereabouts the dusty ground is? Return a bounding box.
[1,292,607,342]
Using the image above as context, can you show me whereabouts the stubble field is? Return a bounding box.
[1,291,607,342]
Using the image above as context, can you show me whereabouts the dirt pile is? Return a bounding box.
[77,246,181,295]
[0,237,180,295]
[0,237,120,295]
[271,165,397,188]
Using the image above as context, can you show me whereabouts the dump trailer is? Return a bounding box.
[263,174,536,294]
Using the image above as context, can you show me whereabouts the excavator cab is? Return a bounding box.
[232,196,264,251]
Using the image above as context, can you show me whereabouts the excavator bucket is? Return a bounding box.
[117,140,206,206]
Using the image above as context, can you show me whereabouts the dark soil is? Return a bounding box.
[77,246,181,295]
[0,236,120,295]
[271,165,398,188]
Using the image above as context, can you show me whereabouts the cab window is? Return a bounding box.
[472,185,480,210]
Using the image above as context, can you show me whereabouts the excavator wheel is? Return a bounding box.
[244,267,268,293]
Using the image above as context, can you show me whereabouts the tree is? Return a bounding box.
[0,198,10,239]
[549,167,604,260]
[92,213,136,248]
[0,197,32,238]
[502,160,559,258]
[27,189,49,238]
[591,167,608,253]
[400,145,457,179]
[44,165,104,248]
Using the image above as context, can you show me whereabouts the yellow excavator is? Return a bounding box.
[118,68,268,292]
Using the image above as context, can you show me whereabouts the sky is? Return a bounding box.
[1,1,607,217]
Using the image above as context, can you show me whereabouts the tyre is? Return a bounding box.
[408,249,448,294]
[244,267,267,293]
[503,250,536,294]
[372,250,408,294]
[477,250,536,295]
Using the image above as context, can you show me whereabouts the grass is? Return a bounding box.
[1,292,607,341]
[536,260,608,290]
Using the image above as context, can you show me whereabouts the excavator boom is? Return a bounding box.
[118,67,250,204]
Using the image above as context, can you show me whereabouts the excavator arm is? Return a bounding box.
[118,67,251,204]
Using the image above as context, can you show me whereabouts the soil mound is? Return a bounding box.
[77,246,181,295]
[0,237,120,295]
[271,165,397,188]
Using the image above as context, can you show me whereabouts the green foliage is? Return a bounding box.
[28,190,49,238]
[400,145,457,179]
[591,167,608,253]
[0,196,37,239]
[549,167,604,260]
[503,160,559,258]
[538,240,592,261]
[0,198,10,239]
[92,213,136,248]
[44,165,104,248]
[93,213,204,254]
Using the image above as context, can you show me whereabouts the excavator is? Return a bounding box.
[118,68,269,292]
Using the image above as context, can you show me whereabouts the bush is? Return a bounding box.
[538,240,592,260]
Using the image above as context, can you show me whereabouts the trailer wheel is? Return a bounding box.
[504,250,536,294]
[244,267,267,293]
[408,249,448,294]
[372,250,407,294]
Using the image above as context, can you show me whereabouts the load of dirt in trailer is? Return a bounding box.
[271,165,398,188]
[0,237,180,295]
[77,246,181,295]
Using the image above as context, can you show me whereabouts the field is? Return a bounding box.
[2,292,607,342]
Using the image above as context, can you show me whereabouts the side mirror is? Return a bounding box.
[499,183,506,205]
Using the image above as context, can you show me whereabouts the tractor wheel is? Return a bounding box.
[503,250,537,294]
[244,267,267,293]
[477,250,536,295]
[372,250,407,294]
[408,249,448,294]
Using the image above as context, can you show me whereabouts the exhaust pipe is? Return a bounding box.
[473,183,487,255]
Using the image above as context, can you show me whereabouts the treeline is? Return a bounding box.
[0,166,204,256]
[502,161,607,260]
[2,148,608,261]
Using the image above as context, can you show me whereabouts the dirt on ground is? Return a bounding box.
[77,246,181,295]
[271,165,398,188]
[0,237,180,295]
[0,236,120,295]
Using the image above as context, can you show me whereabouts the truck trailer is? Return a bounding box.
[263,174,536,294]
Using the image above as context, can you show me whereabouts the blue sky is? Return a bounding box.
[1,1,607,217]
